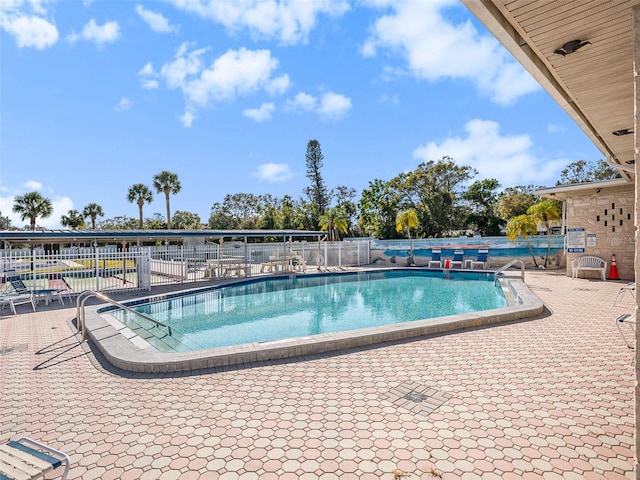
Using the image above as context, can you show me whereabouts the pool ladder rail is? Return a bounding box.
[493,259,525,285]
[75,290,172,342]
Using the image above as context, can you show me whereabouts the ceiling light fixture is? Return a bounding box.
[613,129,634,136]
[553,39,591,56]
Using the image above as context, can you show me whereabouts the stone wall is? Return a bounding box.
[564,183,635,280]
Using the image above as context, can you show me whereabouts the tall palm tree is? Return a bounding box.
[396,209,419,265]
[12,191,53,231]
[127,183,154,229]
[506,214,539,268]
[82,203,104,229]
[60,209,86,229]
[527,199,561,268]
[318,208,349,242]
[152,170,181,229]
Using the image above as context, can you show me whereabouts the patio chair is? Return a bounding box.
[4,273,66,306]
[1,293,36,315]
[615,313,635,349]
[428,248,442,268]
[449,250,464,269]
[470,248,489,269]
[0,436,70,479]
[614,282,635,306]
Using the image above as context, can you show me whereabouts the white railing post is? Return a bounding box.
[94,246,100,291]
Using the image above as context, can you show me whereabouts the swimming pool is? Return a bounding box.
[84,268,544,372]
[112,270,507,351]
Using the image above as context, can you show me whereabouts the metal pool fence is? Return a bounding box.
[0,241,371,299]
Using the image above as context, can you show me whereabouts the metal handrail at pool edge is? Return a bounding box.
[493,259,525,285]
[76,289,172,342]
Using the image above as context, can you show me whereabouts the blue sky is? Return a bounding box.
[1,0,603,229]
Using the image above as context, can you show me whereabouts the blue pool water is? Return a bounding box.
[114,270,507,351]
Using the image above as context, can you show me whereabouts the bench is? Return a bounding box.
[571,255,607,281]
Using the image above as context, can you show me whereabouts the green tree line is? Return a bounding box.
[3,146,619,239]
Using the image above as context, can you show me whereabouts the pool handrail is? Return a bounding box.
[494,259,525,285]
[76,289,172,342]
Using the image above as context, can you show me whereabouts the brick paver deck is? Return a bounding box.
[0,271,635,479]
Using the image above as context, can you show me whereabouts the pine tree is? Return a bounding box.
[304,139,330,227]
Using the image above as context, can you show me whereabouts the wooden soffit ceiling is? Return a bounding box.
[462,0,639,181]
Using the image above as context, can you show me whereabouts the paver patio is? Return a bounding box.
[0,270,635,479]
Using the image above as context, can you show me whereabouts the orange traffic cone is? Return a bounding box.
[609,253,620,280]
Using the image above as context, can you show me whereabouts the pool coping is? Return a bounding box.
[83,269,545,373]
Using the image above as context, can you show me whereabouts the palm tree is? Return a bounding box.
[527,199,561,268]
[152,170,181,229]
[60,209,86,229]
[506,214,539,268]
[12,191,53,231]
[396,209,419,266]
[127,183,154,229]
[82,203,104,229]
[318,208,349,242]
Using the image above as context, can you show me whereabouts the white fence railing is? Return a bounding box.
[0,241,371,298]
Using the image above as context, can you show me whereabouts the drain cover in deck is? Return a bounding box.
[382,382,453,417]
[0,344,28,355]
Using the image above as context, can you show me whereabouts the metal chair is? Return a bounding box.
[615,314,636,349]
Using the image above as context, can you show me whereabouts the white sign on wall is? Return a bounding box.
[567,227,585,253]
[586,233,596,247]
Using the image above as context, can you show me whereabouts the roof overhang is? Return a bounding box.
[0,229,328,245]
[462,0,638,182]
[536,178,631,200]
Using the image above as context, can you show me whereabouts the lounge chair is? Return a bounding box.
[4,273,66,306]
[1,294,36,315]
[428,248,442,268]
[0,436,70,479]
[470,248,489,269]
[449,250,464,269]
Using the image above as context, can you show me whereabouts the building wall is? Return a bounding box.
[564,184,635,280]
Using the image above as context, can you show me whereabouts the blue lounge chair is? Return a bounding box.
[449,250,464,269]
[0,436,70,479]
[428,248,442,268]
[470,248,489,269]
[4,273,66,306]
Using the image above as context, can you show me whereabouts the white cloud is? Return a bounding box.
[286,92,317,112]
[180,110,195,128]
[318,92,351,119]
[138,62,160,89]
[285,91,351,120]
[165,0,349,45]
[114,97,132,111]
[69,18,120,47]
[23,180,42,190]
[243,103,275,122]
[252,162,293,182]
[547,123,565,134]
[0,0,59,49]
[135,4,177,33]
[157,43,288,126]
[266,74,291,95]
[412,119,567,187]
[361,0,539,105]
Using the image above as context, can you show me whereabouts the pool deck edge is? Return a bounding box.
[83,277,544,373]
